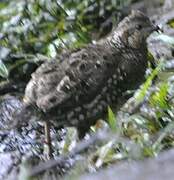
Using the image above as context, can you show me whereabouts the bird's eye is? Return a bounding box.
[136,24,142,30]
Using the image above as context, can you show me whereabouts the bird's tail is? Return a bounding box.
[0,104,37,131]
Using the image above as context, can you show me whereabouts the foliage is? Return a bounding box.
[0,0,132,82]
[0,0,132,90]
[1,0,174,179]
[107,106,117,131]
[0,60,8,78]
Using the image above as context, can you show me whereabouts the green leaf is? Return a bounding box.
[107,106,117,131]
[0,60,9,79]
[168,19,174,28]
[135,62,163,103]
[60,127,77,154]
[150,83,169,109]
[95,141,115,168]
[153,121,174,152]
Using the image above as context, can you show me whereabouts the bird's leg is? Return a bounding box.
[44,121,53,159]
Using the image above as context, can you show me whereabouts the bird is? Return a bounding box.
[5,10,159,158]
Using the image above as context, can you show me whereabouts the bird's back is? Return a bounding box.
[25,42,146,129]
[24,10,156,137]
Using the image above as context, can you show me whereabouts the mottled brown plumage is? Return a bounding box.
[21,11,157,137]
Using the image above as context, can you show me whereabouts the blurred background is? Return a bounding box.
[1,0,174,180]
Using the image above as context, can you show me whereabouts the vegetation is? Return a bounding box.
[1,0,174,178]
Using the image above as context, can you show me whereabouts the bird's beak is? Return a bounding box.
[153,25,162,33]
[146,25,162,34]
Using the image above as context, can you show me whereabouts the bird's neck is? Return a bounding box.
[105,30,147,51]
[106,31,124,48]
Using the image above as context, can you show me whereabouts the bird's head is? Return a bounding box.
[109,10,159,49]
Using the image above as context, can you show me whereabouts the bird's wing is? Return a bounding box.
[25,43,120,112]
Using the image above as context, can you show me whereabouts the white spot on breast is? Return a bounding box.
[106,96,111,102]
[75,107,82,112]
[67,111,75,120]
[123,72,127,76]
[100,101,107,106]
[56,76,70,92]
[119,76,123,80]
[79,114,84,121]
[75,95,79,102]
[102,87,107,93]
[86,111,91,118]
[113,80,117,85]
[93,109,98,115]
[121,65,125,70]
[98,105,103,111]
[96,60,100,64]
[112,95,116,101]
[117,88,121,92]
[65,85,70,90]
[113,74,117,79]
[108,78,112,84]
[117,68,120,74]
[71,119,78,125]
[93,95,101,105]
[113,91,117,95]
